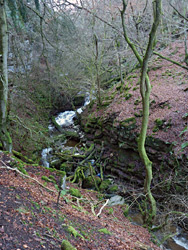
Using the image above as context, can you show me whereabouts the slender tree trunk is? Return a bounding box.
[94,34,101,105]
[0,0,12,152]
[121,0,161,226]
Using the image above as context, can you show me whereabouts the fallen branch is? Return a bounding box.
[0,160,56,193]
[97,199,109,217]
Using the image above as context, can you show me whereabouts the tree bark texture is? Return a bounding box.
[0,0,12,152]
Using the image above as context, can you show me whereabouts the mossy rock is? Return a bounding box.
[66,226,84,239]
[56,170,66,177]
[63,130,80,140]
[120,117,136,131]
[51,159,63,168]
[108,185,118,193]
[60,162,73,173]
[69,187,82,198]
[61,240,77,250]
[73,94,85,107]
[82,176,101,189]
[146,136,171,152]
[99,179,111,192]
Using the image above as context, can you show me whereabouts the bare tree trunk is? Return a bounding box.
[94,34,101,105]
[0,1,12,152]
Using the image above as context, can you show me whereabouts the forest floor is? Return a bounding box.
[89,41,188,157]
[0,151,160,250]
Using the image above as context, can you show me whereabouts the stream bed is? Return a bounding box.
[41,95,188,250]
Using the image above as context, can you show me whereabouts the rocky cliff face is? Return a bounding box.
[80,108,176,186]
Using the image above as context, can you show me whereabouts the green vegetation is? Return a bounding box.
[66,226,84,239]
[41,176,56,184]
[69,187,82,198]
[98,228,112,235]
[61,240,77,250]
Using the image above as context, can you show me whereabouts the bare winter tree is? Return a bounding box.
[121,0,162,226]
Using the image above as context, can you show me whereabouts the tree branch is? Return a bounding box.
[0,160,56,193]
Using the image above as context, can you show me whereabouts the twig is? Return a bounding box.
[0,161,56,193]
[170,3,188,22]
[96,199,109,217]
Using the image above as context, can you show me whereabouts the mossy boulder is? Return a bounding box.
[61,240,77,250]
[99,179,111,192]
[82,176,101,189]
[69,187,82,198]
[108,185,118,194]
[73,94,85,107]
[60,162,73,173]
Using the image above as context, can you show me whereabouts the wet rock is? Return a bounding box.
[73,94,85,107]
[108,195,125,206]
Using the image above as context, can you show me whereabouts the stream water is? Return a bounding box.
[41,95,188,250]
[41,94,89,168]
[130,214,188,250]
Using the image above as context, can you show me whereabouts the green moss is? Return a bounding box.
[132,87,139,91]
[69,187,82,198]
[134,111,142,117]
[66,226,84,239]
[41,175,56,184]
[126,74,137,80]
[134,99,141,105]
[48,175,55,180]
[108,185,118,193]
[123,117,136,123]
[107,208,114,215]
[98,228,112,235]
[124,93,132,100]
[82,176,101,189]
[122,205,129,217]
[49,168,56,172]
[17,164,28,175]
[121,117,136,130]
[61,240,77,250]
[63,130,80,139]
[12,150,34,164]
[99,180,111,192]
[57,170,66,177]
